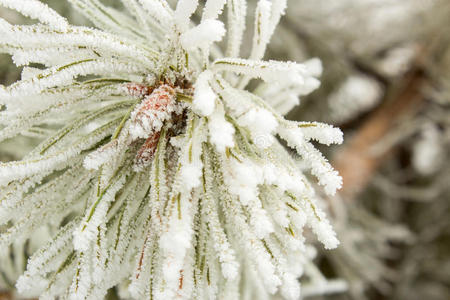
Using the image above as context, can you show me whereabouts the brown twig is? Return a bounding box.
[0,291,12,300]
[333,17,447,201]
[333,60,427,200]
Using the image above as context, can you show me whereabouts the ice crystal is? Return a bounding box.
[0,1,343,299]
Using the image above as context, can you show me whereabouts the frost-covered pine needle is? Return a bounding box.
[0,1,344,299]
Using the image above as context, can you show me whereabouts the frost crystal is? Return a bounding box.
[0,1,344,299]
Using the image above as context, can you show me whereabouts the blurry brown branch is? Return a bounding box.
[332,8,450,200]
[334,57,427,200]
[0,291,12,300]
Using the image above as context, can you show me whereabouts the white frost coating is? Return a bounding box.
[213,58,307,85]
[12,47,98,67]
[250,0,272,60]
[0,0,69,30]
[280,272,301,300]
[128,235,153,299]
[207,213,239,279]
[73,174,126,251]
[193,71,216,116]
[158,117,205,297]
[83,141,119,170]
[254,58,322,116]
[249,204,274,239]
[16,218,79,294]
[226,0,247,58]
[278,127,342,195]
[211,76,253,115]
[303,58,323,77]
[224,159,263,206]
[137,0,174,28]
[223,158,274,238]
[92,224,107,285]
[202,0,227,20]
[159,192,195,298]
[268,0,287,35]
[179,118,207,192]
[3,59,145,100]
[69,250,91,300]
[0,25,156,67]
[181,19,226,50]
[261,163,305,196]
[302,197,340,249]
[222,190,281,294]
[274,93,300,115]
[238,108,278,148]
[0,122,116,186]
[203,160,240,280]
[175,0,198,30]
[207,106,235,152]
[297,122,343,146]
[180,163,202,190]
[0,17,11,30]
[20,67,42,80]
[301,77,321,95]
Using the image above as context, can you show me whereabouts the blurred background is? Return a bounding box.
[1,1,449,299]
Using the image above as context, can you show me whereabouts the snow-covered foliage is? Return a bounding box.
[328,75,382,123]
[412,123,444,176]
[0,1,343,299]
